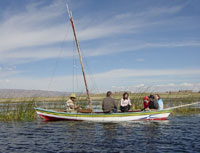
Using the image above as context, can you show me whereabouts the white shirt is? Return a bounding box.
[120,98,132,107]
[66,99,75,111]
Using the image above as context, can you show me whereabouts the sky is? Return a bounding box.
[0,0,200,93]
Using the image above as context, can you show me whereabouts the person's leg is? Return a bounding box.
[128,105,130,110]
[123,106,129,112]
[113,108,118,113]
[120,106,124,112]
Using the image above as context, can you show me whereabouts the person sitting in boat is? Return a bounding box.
[148,95,159,110]
[120,92,132,112]
[154,94,164,110]
[66,93,79,113]
[141,96,150,111]
[102,91,118,113]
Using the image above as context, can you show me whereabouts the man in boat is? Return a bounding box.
[102,91,118,113]
[148,95,159,110]
[66,93,79,113]
[154,94,164,110]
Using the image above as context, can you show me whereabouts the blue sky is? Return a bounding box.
[0,0,200,93]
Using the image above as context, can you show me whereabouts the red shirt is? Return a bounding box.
[144,101,150,109]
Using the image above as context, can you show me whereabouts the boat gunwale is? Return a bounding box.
[34,107,172,118]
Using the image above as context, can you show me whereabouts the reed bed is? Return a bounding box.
[0,101,36,121]
[171,107,200,116]
[0,92,200,121]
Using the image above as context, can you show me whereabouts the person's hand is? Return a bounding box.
[145,108,150,111]
[75,105,81,109]
[69,105,74,109]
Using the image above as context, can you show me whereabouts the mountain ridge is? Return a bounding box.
[0,89,71,98]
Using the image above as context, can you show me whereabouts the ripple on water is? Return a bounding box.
[0,116,200,153]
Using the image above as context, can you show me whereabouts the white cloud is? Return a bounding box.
[112,82,200,93]
[135,84,145,88]
[167,83,176,87]
[1,39,200,65]
[1,1,199,64]
[0,79,10,83]
[0,66,21,78]
[0,47,74,63]
[81,40,200,59]
[0,71,21,78]
[136,5,185,18]
[1,68,199,92]
[0,1,69,52]
[179,83,193,87]
[92,68,200,79]
[156,83,176,87]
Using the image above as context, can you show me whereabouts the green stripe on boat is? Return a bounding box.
[35,108,172,118]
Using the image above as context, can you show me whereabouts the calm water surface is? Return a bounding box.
[0,115,200,153]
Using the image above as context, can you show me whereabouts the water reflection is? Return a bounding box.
[102,123,118,140]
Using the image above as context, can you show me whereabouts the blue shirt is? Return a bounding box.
[157,99,164,110]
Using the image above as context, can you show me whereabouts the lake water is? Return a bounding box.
[0,115,200,153]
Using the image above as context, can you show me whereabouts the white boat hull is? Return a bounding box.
[35,108,172,122]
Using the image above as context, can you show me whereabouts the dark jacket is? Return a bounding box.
[102,97,117,113]
[148,100,159,109]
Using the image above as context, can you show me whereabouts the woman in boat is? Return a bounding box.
[66,93,79,113]
[120,92,132,112]
[154,94,164,110]
[148,95,159,110]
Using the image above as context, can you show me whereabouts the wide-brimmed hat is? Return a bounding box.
[70,93,76,98]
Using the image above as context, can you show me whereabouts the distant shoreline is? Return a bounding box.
[0,91,199,103]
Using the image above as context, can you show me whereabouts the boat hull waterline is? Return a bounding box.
[35,108,172,122]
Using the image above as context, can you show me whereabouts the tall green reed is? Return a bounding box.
[0,100,36,122]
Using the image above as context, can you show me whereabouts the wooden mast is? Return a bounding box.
[66,4,93,111]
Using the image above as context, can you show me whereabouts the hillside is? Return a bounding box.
[0,89,69,98]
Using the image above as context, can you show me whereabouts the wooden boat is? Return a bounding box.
[35,107,173,122]
[35,101,200,122]
[35,4,200,122]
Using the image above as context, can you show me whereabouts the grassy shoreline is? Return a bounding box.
[1,92,200,103]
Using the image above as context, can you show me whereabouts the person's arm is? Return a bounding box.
[144,102,150,111]
[154,101,159,109]
[159,99,164,110]
[144,107,150,111]
[66,100,71,108]
[141,102,146,111]
[75,103,80,109]
[128,98,132,106]
[70,103,75,109]
[114,99,118,109]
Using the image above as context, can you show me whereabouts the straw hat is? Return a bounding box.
[70,93,76,99]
